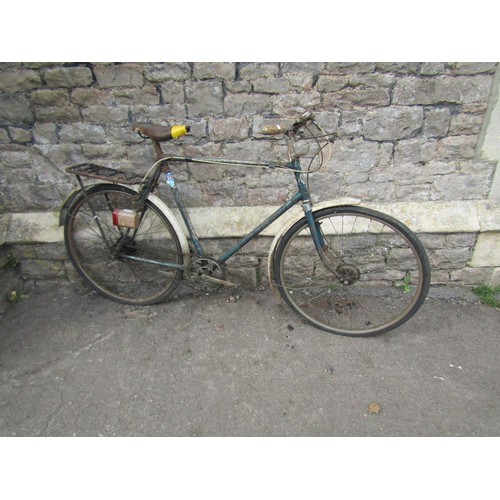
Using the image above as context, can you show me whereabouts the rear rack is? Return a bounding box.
[65,164,144,185]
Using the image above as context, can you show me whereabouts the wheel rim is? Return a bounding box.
[67,187,182,304]
[276,209,429,336]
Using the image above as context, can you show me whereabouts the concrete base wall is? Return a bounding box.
[1,199,499,300]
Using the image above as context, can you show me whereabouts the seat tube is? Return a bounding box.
[165,171,204,256]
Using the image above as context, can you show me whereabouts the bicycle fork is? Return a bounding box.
[293,170,342,278]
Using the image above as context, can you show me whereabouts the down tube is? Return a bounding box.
[219,193,303,263]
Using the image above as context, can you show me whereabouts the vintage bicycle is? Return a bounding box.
[60,111,430,337]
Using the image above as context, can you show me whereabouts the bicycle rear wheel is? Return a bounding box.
[273,206,430,336]
[64,183,184,305]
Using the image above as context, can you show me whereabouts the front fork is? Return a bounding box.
[293,167,341,276]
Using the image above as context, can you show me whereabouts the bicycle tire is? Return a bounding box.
[273,205,430,336]
[64,183,184,305]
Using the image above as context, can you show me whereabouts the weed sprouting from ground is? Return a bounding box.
[473,284,500,308]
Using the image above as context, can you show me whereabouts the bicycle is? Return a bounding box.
[60,111,431,337]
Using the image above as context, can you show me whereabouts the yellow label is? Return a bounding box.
[171,125,188,139]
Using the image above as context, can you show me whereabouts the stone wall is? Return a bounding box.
[1,62,499,297]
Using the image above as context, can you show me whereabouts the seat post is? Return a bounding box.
[153,141,164,160]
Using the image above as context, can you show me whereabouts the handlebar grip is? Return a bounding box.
[171,125,190,139]
[261,124,286,135]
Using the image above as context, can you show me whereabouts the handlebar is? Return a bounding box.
[261,111,314,136]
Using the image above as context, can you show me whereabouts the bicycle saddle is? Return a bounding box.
[132,122,190,142]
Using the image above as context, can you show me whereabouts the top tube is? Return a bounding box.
[161,155,298,171]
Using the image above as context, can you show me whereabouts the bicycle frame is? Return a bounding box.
[158,156,327,267]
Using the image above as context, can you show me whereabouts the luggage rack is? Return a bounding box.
[65,163,145,185]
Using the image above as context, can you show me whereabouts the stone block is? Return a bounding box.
[393,75,493,105]
[437,135,477,160]
[394,139,437,163]
[430,173,490,201]
[273,91,321,115]
[186,81,224,118]
[490,268,500,287]
[420,63,446,75]
[0,128,9,144]
[375,62,420,74]
[324,62,376,74]
[131,104,186,123]
[470,232,500,267]
[143,63,191,82]
[239,63,279,79]
[316,75,348,92]
[337,110,363,138]
[363,107,424,141]
[323,88,390,109]
[209,117,250,142]
[158,82,185,104]
[429,247,472,269]
[33,123,59,144]
[44,66,94,88]
[59,123,107,144]
[253,78,290,94]
[329,139,379,173]
[449,113,484,135]
[423,108,450,138]
[0,94,34,126]
[0,69,43,92]
[81,144,128,160]
[113,86,160,105]
[8,128,33,144]
[226,80,252,93]
[71,88,114,106]
[81,106,129,124]
[93,64,144,88]
[450,266,496,285]
[287,74,315,90]
[348,74,396,88]
[281,62,324,74]
[7,212,63,243]
[34,106,81,123]
[32,89,71,108]
[193,62,235,80]
[367,201,481,233]
[224,93,273,118]
[476,200,500,231]
[346,181,396,201]
[450,62,497,75]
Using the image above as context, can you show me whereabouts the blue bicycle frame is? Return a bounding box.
[162,156,327,266]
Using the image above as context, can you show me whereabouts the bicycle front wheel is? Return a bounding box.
[64,184,184,305]
[273,206,430,336]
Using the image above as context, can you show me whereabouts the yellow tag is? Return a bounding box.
[171,125,188,139]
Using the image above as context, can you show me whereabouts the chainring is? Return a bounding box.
[189,257,226,292]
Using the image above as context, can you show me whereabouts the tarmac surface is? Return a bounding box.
[0,281,499,437]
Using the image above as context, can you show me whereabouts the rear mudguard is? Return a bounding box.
[59,187,82,227]
[59,184,190,265]
[267,198,361,289]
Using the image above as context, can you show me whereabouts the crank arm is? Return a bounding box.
[195,274,238,287]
